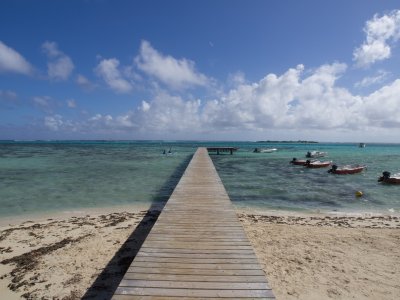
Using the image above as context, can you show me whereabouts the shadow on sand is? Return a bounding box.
[82,154,193,299]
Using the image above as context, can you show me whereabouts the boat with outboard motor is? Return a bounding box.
[304,159,332,168]
[163,148,173,155]
[328,164,366,175]
[290,157,308,165]
[306,151,327,158]
[378,171,400,184]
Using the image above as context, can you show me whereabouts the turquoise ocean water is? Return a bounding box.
[0,141,399,218]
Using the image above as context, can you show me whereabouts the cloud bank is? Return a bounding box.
[46,62,400,140]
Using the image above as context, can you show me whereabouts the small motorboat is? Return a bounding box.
[378,171,400,184]
[253,148,277,153]
[304,159,332,168]
[328,164,366,175]
[290,157,308,165]
[163,148,173,155]
[306,151,327,158]
[358,143,366,148]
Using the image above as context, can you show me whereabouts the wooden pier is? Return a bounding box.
[113,147,275,299]
[207,147,238,155]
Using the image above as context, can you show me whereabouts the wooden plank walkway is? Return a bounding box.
[113,147,275,299]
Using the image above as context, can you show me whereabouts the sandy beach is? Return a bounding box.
[1,208,399,299]
[239,211,400,300]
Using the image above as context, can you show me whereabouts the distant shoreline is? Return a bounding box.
[255,140,319,143]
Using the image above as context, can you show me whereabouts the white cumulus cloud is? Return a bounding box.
[86,113,137,131]
[135,40,209,90]
[44,115,64,131]
[141,100,151,112]
[136,91,202,132]
[362,79,400,128]
[95,58,133,93]
[132,62,369,134]
[81,91,202,134]
[42,41,74,80]
[0,41,32,75]
[353,10,400,67]
[355,70,389,88]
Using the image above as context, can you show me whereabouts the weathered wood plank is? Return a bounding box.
[129,261,264,270]
[113,296,275,300]
[140,241,253,247]
[126,267,266,276]
[139,248,256,254]
[148,230,243,236]
[122,273,269,283]
[138,252,256,259]
[118,279,269,290]
[114,287,274,298]
[145,236,249,242]
[152,225,242,228]
[147,233,247,238]
[134,257,259,264]
[139,245,254,251]
[153,220,240,224]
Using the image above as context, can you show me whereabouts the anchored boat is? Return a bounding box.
[328,164,366,175]
[304,159,332,168]
[253,148,277,153]
[378,171,400,184]
[290,157,308,165]
[306,151,327,158]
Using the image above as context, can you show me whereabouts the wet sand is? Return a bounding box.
[1,209,399,299]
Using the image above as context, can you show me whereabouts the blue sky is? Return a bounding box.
[1,0,400,142]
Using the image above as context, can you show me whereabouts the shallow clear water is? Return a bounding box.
[0,141,399,217]
[212,142,400,215]
[0,141,193,217]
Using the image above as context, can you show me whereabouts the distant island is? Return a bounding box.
[255,140,319,143]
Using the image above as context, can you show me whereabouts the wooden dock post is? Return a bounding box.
[112,147,275,299]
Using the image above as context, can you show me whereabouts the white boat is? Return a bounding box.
[253,148,277,153]
[306,151,327,158]
[359,143,366,148]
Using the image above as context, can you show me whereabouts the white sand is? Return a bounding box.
[239,211,400,300]
[0,207,154,299]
